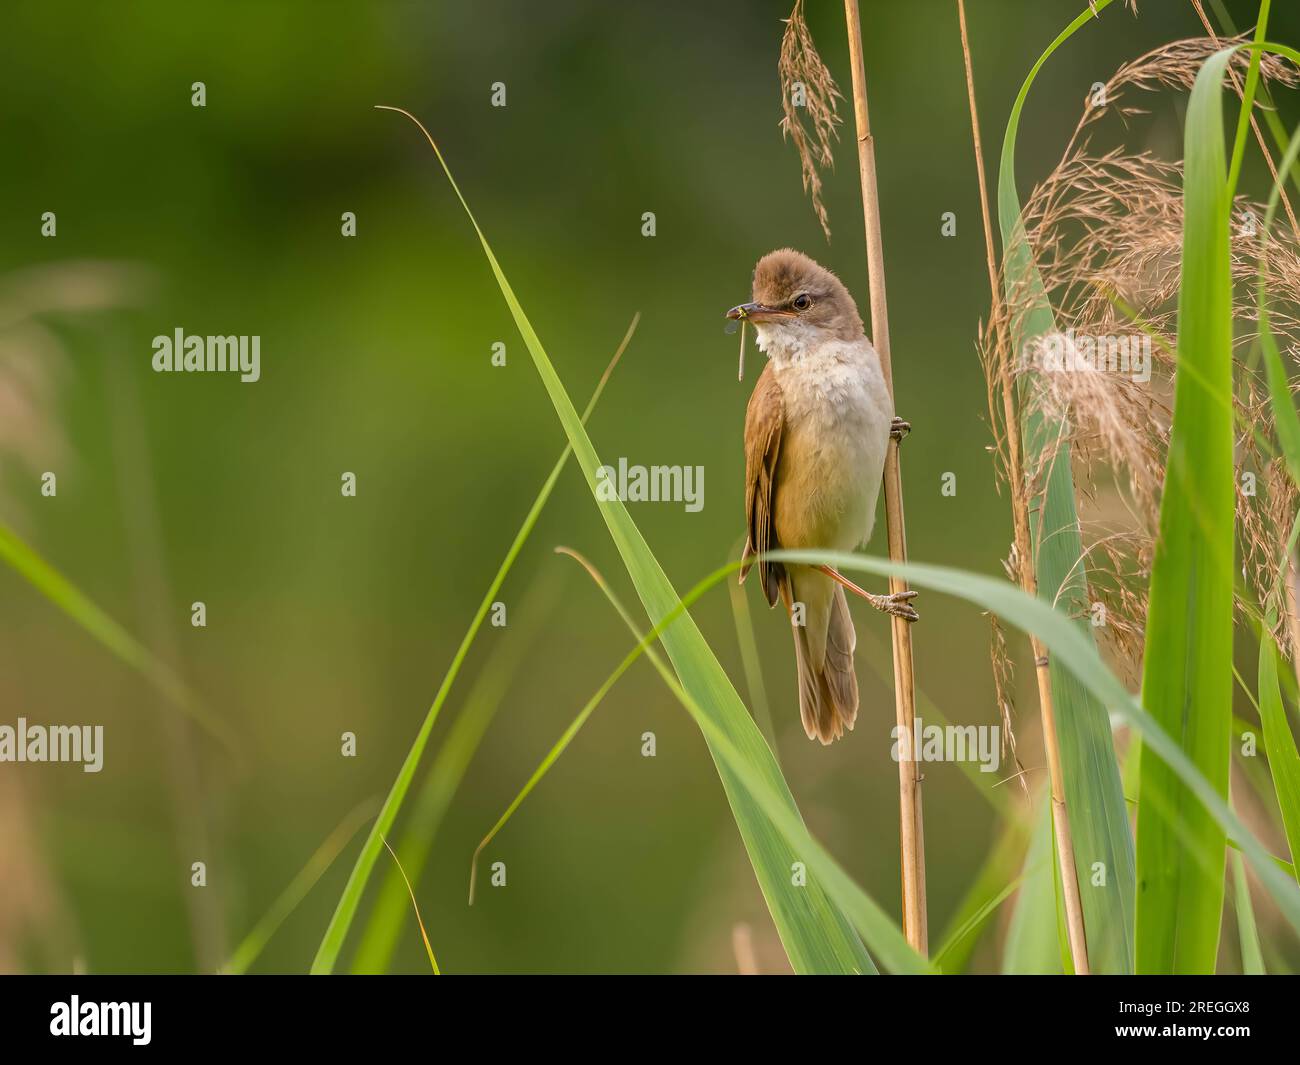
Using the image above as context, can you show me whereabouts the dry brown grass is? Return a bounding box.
[987,612,1027,796]
[981,35,1300,673]
[778,0,843,241]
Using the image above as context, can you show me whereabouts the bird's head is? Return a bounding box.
[726,248,864,362]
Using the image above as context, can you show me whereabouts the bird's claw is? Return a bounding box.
[890,416,912,443]
[868,589,919,622]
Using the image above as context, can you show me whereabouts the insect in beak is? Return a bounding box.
[726,303,756,381]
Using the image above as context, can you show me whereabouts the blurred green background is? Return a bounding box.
[1,0,1296,974]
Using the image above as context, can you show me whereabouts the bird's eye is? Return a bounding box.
[792,294,813,311]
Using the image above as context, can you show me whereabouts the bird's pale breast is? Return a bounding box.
[771,338,892,553]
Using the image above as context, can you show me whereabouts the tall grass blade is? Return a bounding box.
[1200,0,1300,230]
[1134,46,1237,975]
[548,548,925,972]
[350,566,567,973]
[310,301,637,973]
[1258,627,1300,880]
[727,544,779,754]
[1257,114,1300,486]
[996,0,1135,973]
[382,105,876,973]
[934,818,1030,973]
[465,554,647,908]
[1225,1,1269,196]
[481,538,1300,970]
[1232,852,1266,974]
[760,548,1300,938]
[1001,803,1060,974]
[934,869,1025,973]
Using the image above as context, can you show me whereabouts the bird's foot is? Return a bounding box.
[890,416,912,443]
[815,565,920,621]
[866,589,920,622]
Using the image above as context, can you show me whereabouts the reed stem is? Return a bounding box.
[842,0,927,955]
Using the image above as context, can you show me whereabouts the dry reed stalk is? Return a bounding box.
[842,0,926,955]
[957,0,1090,974]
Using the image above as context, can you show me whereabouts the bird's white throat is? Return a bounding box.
[754,319,841,367]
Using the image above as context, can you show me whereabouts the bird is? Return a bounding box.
[728,248,916,745]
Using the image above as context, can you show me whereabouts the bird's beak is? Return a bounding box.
[726,301,792,322]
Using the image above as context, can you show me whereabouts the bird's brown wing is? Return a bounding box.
[740,363,784,607]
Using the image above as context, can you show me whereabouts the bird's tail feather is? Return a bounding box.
[783,579,858,744]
